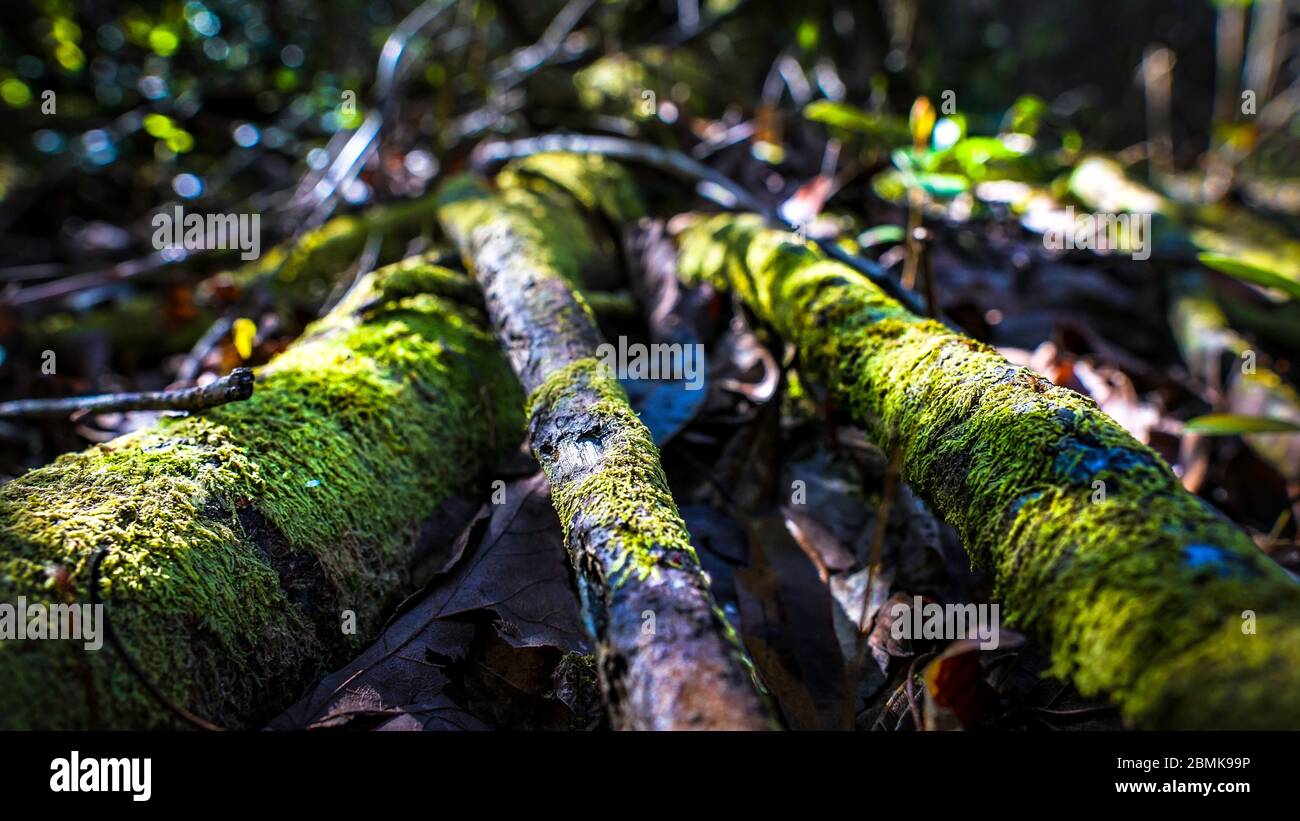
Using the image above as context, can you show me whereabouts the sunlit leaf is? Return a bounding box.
[803,100,908,144]
[1184,413,1300,435]
[916,172,969,199]
[232,317,257,360]
[909,96,936,150]
[1198,253,1300,301]
[858,224,906,249]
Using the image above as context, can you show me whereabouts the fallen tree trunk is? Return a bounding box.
[0,253,524,729]
[436,157,772,730]
[675,212,1300,729]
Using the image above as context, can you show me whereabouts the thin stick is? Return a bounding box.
[0,368,253,419]
[913,226,939,318]
[472,133,932,317]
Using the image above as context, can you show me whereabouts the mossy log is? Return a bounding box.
[436,157,771,730]
[225,192,445,305]
[676,212,1300,729]
[0,253,524,729]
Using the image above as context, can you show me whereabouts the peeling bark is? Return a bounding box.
[436,159,772,730]
[0,253,524,729]
[676,212,1300,729]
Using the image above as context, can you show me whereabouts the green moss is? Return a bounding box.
[27,293,213,361]
[365,254,480,307]
[527,358,695,584]
[0,256,523,729]
[572,47,714,121]
[498,152,645,224]
[678,213,1300,728]
[436,174,601,300]
[226,193,442,305]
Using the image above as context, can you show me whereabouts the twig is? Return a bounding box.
[2,249,192,308]
[0,368,253,419]
[905,648,937,731]
[490,0,595,89]
[912,226,939,318]
[448,0,595,142]
[288,0,455,231]
[472,133,932,317]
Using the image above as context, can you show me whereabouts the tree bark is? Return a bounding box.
[436,157,772,730]
[676,212,1300,729]
[0,253,524,729]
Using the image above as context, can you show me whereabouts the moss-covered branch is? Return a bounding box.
[676,212,1300,729]
[436,158,771,730]
[0,253,524,729]
[226,192,445,305]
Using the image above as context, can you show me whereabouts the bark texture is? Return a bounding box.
[0,253,524,729]
[436,157,772,730]
[676,212,1300,729]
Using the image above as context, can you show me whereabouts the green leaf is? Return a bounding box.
[1198,253,1300,302]
[1184,413,1300,435]
[916,172,969,199]
[858,225,906,249]
[869,169,909,204]
[803,101,908,143]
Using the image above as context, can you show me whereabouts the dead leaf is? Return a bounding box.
[269,474,588,730]
[735,513,849,730]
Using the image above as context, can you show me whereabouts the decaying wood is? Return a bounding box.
[0,253,523,729]
[436,157,772,730]
[676,211,1300,729]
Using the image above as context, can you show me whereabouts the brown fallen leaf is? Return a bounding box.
[735,513,849,730]
[269,473,588,730]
